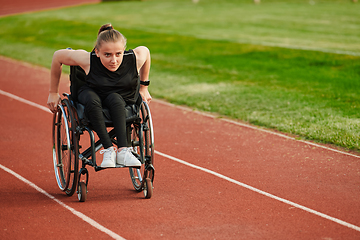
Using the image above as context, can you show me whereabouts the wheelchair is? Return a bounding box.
[51,66,155,202]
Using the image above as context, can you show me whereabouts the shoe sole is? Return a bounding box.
[100,164,116,168]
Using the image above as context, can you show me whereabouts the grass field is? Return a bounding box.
[0,0,359,150]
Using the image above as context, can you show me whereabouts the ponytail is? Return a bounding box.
[93,24,127,51]
[98,23,114,36]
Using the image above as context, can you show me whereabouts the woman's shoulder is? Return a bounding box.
[132,46,149,63]
[132,46,149,56]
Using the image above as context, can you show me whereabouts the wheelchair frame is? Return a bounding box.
[51,67,155,202]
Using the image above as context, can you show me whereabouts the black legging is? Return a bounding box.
[78,87,128,149]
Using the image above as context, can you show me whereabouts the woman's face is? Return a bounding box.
[95,40,126,72]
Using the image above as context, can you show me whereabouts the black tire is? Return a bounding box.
[143,178,153,199]
[77,182,87,202]
[129,122,144,192]
[129,101,155,191]
[52,99,79,196]
[142,102,154,183]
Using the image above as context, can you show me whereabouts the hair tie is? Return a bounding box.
[104,26,113,31]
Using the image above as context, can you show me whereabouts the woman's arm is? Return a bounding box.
[133,46,152,104]
[47,49,90,112]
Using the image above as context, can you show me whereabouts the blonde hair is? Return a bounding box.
[95,24,127,50]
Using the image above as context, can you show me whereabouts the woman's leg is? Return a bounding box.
[103,92,128,148]
[77,88,113,149]
[103,92,140,167]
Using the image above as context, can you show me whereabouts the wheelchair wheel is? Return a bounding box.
[143,178,153,199]
[129,101,155,193]
[77,182,87,202]
[52,98,79,196]
[129,123,144,192]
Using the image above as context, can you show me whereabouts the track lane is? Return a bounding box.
[151,101,360,225]
[0,94,117,240]
[0,0,100,16]
[1,57,360,239]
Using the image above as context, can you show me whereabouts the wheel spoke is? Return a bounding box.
[52,99,79,196]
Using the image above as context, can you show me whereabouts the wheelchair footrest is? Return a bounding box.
[115,164,140,169]
[95,164,140,172]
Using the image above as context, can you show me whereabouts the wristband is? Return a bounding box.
[140,80,150,86]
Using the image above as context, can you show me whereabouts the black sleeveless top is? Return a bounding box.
[85,49,140,103]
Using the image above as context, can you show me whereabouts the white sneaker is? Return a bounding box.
[99,147,116,168]
[117,148,141,167]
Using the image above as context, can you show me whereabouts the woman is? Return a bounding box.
[47,24,151,168]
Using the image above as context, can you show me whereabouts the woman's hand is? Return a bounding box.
[140,87,152,104]
[47,92,61,113]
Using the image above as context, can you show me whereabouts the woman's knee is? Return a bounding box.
[79,90,102,112]
[104,93,126,108]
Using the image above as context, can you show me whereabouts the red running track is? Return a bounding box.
[1,55,360,240]
[0,0,100,16]
[1,2,360,239]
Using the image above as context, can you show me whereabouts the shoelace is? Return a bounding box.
[119,148,132,155]
[100,147,116,157]
[125,148,136,156]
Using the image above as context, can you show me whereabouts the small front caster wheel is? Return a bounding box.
[77,182,87,202]
[143,178,153,199]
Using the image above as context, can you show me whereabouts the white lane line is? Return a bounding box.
[0,89,125,240]
[0,164,125,240]
[153,99,360,159]
[155,150,360,232]
[2,89,360,233]
[0,89,51,113]
[4,89,359,160]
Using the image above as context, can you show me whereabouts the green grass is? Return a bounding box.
[0,0,360,150]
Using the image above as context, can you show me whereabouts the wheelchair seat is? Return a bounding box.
[74,101,139,127]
